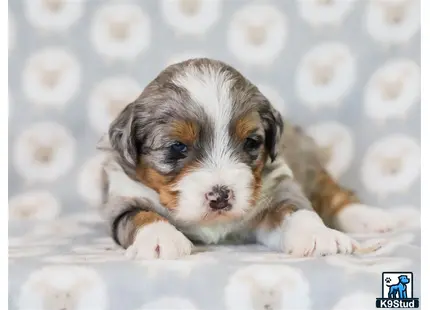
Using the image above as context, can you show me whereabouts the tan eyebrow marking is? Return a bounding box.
[234,112,261,140]
[170,120,199,145]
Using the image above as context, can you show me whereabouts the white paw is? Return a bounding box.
[333,203,397,234]
[125,222,193,260]
[282,210,357,257]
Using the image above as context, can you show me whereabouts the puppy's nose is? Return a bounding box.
[205,185,233,211]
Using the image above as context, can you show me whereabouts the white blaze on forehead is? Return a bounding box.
[169,64,257,225]
[172,65,235,166]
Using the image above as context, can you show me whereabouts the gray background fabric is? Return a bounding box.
[8,1,421,309]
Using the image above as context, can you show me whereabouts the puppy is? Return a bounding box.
[97,58,397,259]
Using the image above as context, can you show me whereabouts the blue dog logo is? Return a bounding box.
[376,272,419,308]
[386,275,410,299]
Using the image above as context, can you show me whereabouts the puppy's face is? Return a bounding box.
[107,58,283,224]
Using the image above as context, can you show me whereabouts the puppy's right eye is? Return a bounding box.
[244,137,263,152]
[169,141,188,160]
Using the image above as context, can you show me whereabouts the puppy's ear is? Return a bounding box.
[108,104,140,168]
[260,102,284,162]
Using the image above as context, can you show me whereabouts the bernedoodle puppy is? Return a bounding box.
[96,58,397,260]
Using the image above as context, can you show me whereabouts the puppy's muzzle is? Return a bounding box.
[205,185,233,211]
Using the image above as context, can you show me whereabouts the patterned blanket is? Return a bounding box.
[9,211,420,310]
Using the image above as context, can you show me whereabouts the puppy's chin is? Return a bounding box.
[172,203,251,225]
[202,205,253,224]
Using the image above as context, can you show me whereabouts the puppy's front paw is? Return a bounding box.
[282,210,357,257]
[125,222,193,260]
[333,203,396,234]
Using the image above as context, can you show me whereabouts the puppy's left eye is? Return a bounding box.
[169,141,188,159]
[244,137,262,152]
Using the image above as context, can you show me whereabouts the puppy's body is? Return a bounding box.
[97,58,397,259]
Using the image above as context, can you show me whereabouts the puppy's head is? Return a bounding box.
[104,58,283,224]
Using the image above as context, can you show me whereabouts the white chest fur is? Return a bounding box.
[179,221,252,244]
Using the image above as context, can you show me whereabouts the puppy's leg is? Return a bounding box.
[309,169,397,234]
[283,123,400,234]
[254,160,358,257]
[102,196,193,259]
